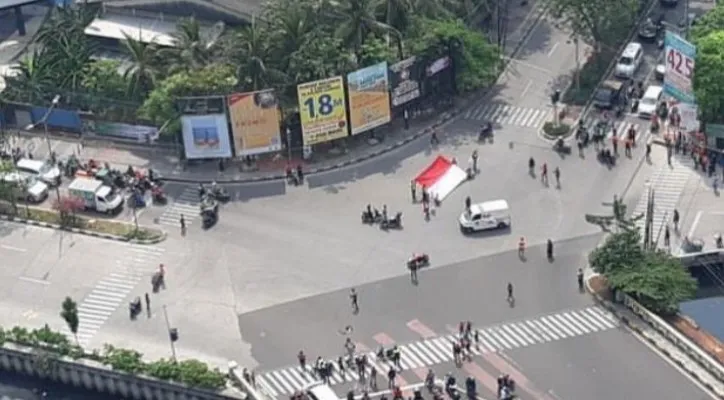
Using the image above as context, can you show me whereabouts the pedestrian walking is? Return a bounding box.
[370,366,377,390]
[180,214,186,236]
[410,180,416,203]
[144,292,151,317]
[518,237,526,258]
[673,209,680,232]
[298,351,307,370]
[350,289,359,313]
[387,368,396,389]
[646,141,652,162]
[465,196,471,211]
[625,141,631,157]
[554,167,560,188]
[541,163,548,184]
[471,150,478,172]
[409,261,418,283]
[430,129,440,145]
[612,136,618,155]
[664,226,670,247]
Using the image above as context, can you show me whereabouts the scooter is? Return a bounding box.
[128,297,141,319]
[210,186,231,202]
[152,186,167,205]
[407,253,430,270]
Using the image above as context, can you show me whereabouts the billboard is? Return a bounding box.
[664,32,696,104]
[297,76,348,145]
[30,107,81,131]
[347,62,391,135]
[90,121,158,142]
[180,114,233,159]
[228,90,282,156]
[426,56,451,77]
[389,57,422,108]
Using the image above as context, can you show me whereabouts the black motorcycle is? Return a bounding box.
[362,208,383,224]
[380,212,403,230]
[128,297,142,319]
[597,149,615,166]
[209,186,231,202]
[553,138,571,155]
[478,122,493,140]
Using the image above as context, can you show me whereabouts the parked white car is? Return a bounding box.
[459,199,511,233]
[638,85,663,119]
[15,158,61,186]
[1,172,49,203]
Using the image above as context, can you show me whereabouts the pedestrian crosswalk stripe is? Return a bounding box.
[62,245,166,345]
[258,306,617,396]
[159,186,198,227]
[631,154,695,249]
[463,103,550,128]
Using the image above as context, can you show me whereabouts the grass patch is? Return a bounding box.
[542,121,571,137]
[0,201,163,242]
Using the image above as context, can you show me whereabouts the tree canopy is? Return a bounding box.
[590,230,697,315]
[1,0,501,135]
[690,3,724,124]
[545,0,640,51]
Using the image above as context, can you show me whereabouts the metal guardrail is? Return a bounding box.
[622,294,724,382]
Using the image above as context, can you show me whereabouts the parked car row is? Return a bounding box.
[0,158,62,204]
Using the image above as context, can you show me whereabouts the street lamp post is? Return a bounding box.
[25,95,62,202]
[286,127,292,161]
[162,305,178,362]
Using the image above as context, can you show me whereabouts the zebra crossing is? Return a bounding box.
[158,186,199,227]
[632,154,696,248]
[256,306,617,396]
[462,103,550,128]
[582,118,643,141]
[62,244,165,345]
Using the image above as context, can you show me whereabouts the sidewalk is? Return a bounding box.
[586,276,724,399]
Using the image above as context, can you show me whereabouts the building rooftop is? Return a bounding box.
[84,13,182,46]
[88,0,259,23]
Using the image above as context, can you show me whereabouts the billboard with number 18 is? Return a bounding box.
[297,76,349,145]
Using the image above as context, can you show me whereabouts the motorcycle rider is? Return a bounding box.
[211,181,218,194]
[465,376,476,395]
[344,337,356,358]
[198,183,206,199]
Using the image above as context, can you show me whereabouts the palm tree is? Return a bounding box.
[327,0,398,58]
[265,3,316,69]
[162,17,223,73]
[227,18,286,91]
[6,49,55,103]
[121,32,160,99]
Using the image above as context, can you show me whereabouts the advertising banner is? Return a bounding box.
[347,62,391,135]
[30,107,82,131]
[664,32,696,104]
[228,90,282,156]
[389,57,422,108]
[297,76,348,145]
[91,121,158,142]
[180,114,233,159]
[426,56,451,77]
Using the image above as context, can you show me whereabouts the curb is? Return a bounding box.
[160,111,460,184]
[0,214,167,245]
[585,275,724,399]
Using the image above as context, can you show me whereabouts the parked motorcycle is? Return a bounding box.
[361,208,382,224]
[380,212,403,230]
[553,138,571,155]
[151,185,167,205]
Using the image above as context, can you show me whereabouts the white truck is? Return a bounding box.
[68,177,123,214]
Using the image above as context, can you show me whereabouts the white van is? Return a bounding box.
[637,85,663,119]
[614,42,643,79]
[15,158,61,186]
[459,199,511,233]
[304,382,339,400]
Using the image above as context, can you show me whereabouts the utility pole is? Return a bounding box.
[26,95,62,203]
[286,127,292,161]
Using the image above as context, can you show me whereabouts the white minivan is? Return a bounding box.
[614,42,643,79]
[637,85,663,119]
[459,199,511,233]
[15,158,61,186]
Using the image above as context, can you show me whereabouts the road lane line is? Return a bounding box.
[567,310,600,332]
[511,323,540,344]
[1,244,27,252]
[528,319,556,341]
[520,80,533,98]
[271,370,294,394]
[539,316,569,338]
[478,329,502,351]
[561,312,590,334]
[256,375,278,397]
[406,342,433,365]
[552,314,582,336]
[547,42,560,57]
[18,276,49,285]
[416,340,445,363]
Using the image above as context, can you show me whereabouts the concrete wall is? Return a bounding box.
[0,342,246,400]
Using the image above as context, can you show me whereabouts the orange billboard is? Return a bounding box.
[227,90,282,156]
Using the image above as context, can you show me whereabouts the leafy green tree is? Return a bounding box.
[545,0,640,51]
[327,0,399,58]
[692,31,724,124]
[60,297,79,345]
[81,60,128,100]
[409,18,499,92]
[690,3,724,43]
[225,18,286,91]
[588,229,645,275]
[2,49,55,103]
[607,251,697,315]
[161,17,224,75]
[138,64,237,132]
[0,161,18,214]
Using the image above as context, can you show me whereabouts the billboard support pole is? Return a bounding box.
[286,127,292,161]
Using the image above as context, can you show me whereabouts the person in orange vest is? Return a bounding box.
[650,114,659,132]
